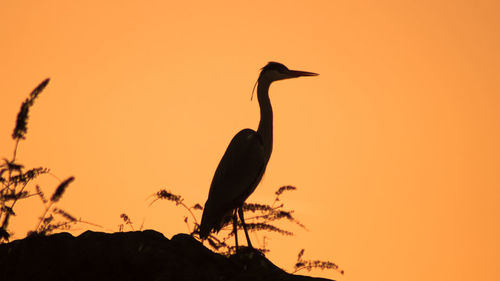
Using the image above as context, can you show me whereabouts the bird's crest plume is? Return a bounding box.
[251,78,258,101]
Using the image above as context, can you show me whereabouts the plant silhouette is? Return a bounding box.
[0,79,94,243]
[152,185,304,254]
[151,187,343,275]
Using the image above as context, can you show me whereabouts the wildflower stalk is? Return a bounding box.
[35,176,75,232]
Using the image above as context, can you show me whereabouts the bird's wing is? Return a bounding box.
[200,129,267,235]
[208,128,267,206]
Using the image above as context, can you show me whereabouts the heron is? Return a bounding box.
[199,62,318,249]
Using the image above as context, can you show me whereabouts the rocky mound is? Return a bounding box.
[0,230,332,281]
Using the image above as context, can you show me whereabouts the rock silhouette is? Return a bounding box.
[0,230,333,281]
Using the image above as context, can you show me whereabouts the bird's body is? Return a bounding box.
[199,129,267,237]
[199,62,317,248]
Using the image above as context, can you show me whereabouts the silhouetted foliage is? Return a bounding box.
[150,186,303,254]
[12,78,49,141]
[294,249,344,275]
[33,176,82,235]
[229,222,293,236]
[35,184,47,204]
[50,176,74,203]
[151,185,342,275]
[0,79,93,243]
[118,213,134,231]
[151,189,201,233]
[275,185,296,196]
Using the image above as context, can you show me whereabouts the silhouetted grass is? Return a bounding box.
[0,79,93,242]
[293,248,344,275]
[150,189,201,233]
[12,78,49,141]
[150,186,343,275]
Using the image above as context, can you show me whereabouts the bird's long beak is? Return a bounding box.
[287,70,319,78]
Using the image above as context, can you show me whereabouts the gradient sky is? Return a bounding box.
[1,1,499,280]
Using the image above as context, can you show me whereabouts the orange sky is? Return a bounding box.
[1,1,499,280]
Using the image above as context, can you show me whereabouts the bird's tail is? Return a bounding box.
[199,202,232,240]
[198,205,213,240]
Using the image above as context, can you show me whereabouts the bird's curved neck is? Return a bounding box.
[256,80,273,157]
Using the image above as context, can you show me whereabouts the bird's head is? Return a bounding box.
[258,62,318,83]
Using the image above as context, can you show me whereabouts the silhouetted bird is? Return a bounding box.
[199,62,318,249]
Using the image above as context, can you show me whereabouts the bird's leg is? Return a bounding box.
[238,207,253,248]
[233,210,239,251]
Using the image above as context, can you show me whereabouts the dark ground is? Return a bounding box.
[0,230,333,281]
